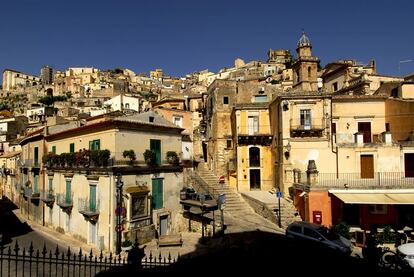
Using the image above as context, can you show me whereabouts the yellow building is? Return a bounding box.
[231,103,273,191]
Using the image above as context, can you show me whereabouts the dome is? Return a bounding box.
[297,32,311,47]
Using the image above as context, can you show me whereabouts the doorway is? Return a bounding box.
[89,222,97,245]
[249,169,261,190]
[404,153,414,177]
[159,215,168,236]
[358,122,371,143]
[360,154,374,179]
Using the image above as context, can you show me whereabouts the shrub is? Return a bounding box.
[166,151,179,165]
[332,222,351,239]
[143,150,156,166]
[121,240,132,247]
[123,150,136,162]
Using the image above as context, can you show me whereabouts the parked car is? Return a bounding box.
[397,242,414,269]
[286,221,353,255]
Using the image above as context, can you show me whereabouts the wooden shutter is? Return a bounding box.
[89,185,97,212]
[358,122,371,143]
[152,179,163,209]
[66,180,71,203]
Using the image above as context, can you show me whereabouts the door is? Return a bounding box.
[65,180,72,204]
[89,222,97,245]
[150,139,161,166]
[360,155,374,179]
[300,109,311,130]
[159,215,168,236]
[249,169,261,190]
[405,153,414,177]
[358,122,371,143]
[152,178,163,209]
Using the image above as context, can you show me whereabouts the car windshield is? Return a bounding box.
[317,226,339,240]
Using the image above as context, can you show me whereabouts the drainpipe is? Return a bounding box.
[330,98,339,178]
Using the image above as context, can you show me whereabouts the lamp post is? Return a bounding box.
[115,173,124,254]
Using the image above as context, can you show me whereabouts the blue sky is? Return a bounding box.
[0,0,413,80]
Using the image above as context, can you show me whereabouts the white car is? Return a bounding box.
[286,221,353,255]
[397,242,414,269]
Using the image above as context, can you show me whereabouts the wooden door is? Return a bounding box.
[360,155,374,178]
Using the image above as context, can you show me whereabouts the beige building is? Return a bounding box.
[3,69,41,92]
[41,112,184,251]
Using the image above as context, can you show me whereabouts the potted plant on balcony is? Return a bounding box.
[143,150,156,166]
[123,149,136,165]
[166,151,179,165]
[121,239,133,251]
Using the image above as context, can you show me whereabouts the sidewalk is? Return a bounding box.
[13,208,99,255]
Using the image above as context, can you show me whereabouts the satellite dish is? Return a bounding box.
[266,77,272,83]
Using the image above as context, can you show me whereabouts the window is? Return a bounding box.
[89,139,100,150]
[331,122,337,134]
[385,123,390,132]
[48,178,53,193]
[369,204,387,214]
[152,179,163,209]
[34,174,39,193]
[300,109,311,129]
[149,116,154,123]
[249,147,260,167]
[226,139,232,149]
[255,95,267,103]
[131,193,148,220]
[125,103,130,109]
[358,122,371,143]
[223,96,229,105]
[89,185,97,212]
[34,147,39,165]
[248,116,259,135]
[173,116,183,127]
[51,146,56,154]
[65,179,72,204]
[332,82,338,92]
[304,227,323,240]
[69,143,75,153]
[307,67,311,79]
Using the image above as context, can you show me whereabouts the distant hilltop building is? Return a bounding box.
[2,69,41,91]
[40,65,54,85]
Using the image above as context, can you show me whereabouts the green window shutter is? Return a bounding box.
[65,180,71,204]
[96,139,100,150]
[69,143,75,153]
[48,179,53,192]
[34,175,38,193]
[89,185,96,212]
[152,179,163,209]
[150,139,161,166]
[52,146,56,154]
[34,147,39,165]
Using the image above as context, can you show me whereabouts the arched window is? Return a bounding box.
[308,66,311,79]
[249,147,260,167]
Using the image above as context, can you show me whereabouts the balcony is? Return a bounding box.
[237,125,273,146]
[22,159,41,168]
[56,193,73,214]
[23,187,40,201]
[78,197,100,223]
[313,172,414,190]
[40,191,55,208]
[290,118,325,138]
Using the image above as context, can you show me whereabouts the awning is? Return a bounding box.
[329,189,414,204]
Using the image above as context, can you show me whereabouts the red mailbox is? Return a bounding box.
[313,211,322,224]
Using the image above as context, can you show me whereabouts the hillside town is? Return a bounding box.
[0,32,414,274]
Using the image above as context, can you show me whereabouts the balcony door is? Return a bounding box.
[405,153,414,177]
[150,139,161,166]
[360,154,374,179]
[248,116,259,135]
[358,122,371,143]
[300,109,311,130]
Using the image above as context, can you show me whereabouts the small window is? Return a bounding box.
[89,139,100,151]
[307,66,311,78]
[255,95,267,103]
[369,204,387,214]
[173,116,183,127]
[69,143,75,153]
[331,122,337,134]
[51,146,56,154]
[223,96,229,105]
[149,116,154,122]
[226,139,232,149]
[385,123,390,132]
[332,82,338,92]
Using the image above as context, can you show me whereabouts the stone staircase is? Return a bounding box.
[189,162,253,214]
